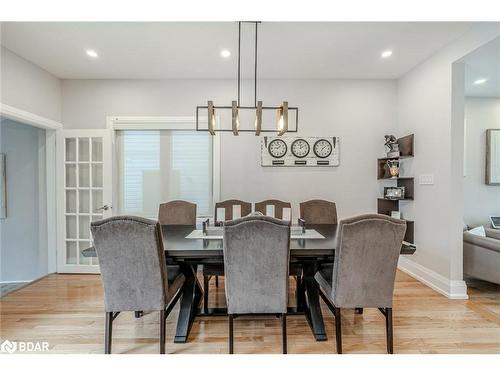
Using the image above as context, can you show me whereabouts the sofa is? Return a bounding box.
[463,228,500,285]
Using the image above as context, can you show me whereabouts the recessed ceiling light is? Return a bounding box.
[86,49,98,58]
[220,49,231,58]
[473,78,488,85]
[381,50,393,59]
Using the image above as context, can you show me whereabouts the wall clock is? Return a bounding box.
[268,139,288,158]
[261,136,340,167]
[313,139,333,158]
[291,139,310,158]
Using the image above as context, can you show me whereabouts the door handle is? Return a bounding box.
[96,205,111,211]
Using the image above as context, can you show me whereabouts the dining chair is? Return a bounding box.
[314,214,406,354]
[203,199,252,313]
[255,199,301,306]
[255,199,292,221]
[90,216,186,354]
[214,199,252,226]
[223,214,291,354]
[298,199,338,308]
[158,200,197,225]
[299,199,338,224]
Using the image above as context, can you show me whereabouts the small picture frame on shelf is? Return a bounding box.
[384,186,405,200]
[391,211,401,219]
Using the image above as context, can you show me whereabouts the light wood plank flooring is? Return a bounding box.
[1,271,499,354]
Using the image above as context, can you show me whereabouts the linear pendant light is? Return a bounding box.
[196,22,299,135]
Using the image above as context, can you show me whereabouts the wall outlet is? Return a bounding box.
[419,174,434,185]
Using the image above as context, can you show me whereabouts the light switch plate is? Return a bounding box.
[419,174,434,185]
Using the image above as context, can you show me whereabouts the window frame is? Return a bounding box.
[107,116,220,219]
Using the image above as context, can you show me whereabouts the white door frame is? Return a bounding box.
[106,116,221,218]
[0,103,62,275]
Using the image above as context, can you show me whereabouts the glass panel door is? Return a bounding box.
[58,130,111,273]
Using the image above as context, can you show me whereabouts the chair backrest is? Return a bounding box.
[223,214,290,314]
[214,199,252,225]
[254,199,292,221]
[90,216,168,312]
[329,214,406,308]
[300,199,338,224]
[158,200,196,225]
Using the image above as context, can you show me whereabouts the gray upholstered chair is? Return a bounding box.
[223,214,291,354]
[158,200,196,225]
[255,199,301,304]
[203,199,252,313]
[315,214,406,354]
[90,216,185,354]
[300,199,338,224]
[255,199,292,221]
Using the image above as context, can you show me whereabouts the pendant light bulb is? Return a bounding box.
[277,101,288,136]
[208,101,216,135]
[232,101,239,136]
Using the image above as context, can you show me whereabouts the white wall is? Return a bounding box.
[1,46,62,121]
[0,119,48,283]
[464,97,500,226]
[62,78,397,219]
[396,24,500,299]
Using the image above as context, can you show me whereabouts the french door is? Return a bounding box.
[57,129,112,273]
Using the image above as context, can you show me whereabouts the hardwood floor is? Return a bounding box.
[1,271,500,354]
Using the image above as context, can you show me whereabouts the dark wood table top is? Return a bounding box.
[81,223,415,259]
[161,224,338,259]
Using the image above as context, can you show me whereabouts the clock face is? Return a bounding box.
[313,139,333,158]
[268,139,287,158]
[291,139,310,158]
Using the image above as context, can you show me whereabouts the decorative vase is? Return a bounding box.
[387,159,400,178]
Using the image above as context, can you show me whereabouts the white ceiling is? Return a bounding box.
[463,36,500,97]
[0,22,474,80]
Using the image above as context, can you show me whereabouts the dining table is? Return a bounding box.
[82,222,416,344]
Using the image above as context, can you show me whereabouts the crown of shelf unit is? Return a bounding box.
[377,134,415,249]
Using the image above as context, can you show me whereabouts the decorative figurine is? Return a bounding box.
[387,159,400,178]
[384,135,400,158]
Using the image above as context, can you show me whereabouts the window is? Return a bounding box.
[116,130,214,218]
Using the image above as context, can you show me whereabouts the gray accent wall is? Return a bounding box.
[0,119,48,283]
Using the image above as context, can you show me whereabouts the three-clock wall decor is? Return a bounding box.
[261,136,340,167]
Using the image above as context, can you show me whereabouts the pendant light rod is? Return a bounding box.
[254,22,258,107]
[237,21,241,107]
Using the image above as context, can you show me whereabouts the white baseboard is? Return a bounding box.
[398,257,468,299]
[0,279,33,285]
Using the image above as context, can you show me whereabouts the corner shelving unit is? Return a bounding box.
[377,134,416,255]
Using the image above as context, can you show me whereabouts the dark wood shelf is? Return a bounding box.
[376,133,415,247]
[379,198,414,201]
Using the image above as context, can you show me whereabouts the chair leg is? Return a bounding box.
[203,275,209,314]
[134,311,143,318]
[385,308,393,354]
[105,312,113,354]
[295,276,302,290]
[160,310,167,354]
[228,314,234,354]
[355,308,364,314]
[215,275,219,287]
[281,313,287,354]
[334,307,342,354]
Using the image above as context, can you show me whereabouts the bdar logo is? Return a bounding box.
[1,340,17,354]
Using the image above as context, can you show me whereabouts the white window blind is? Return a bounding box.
[117,130,213,218]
